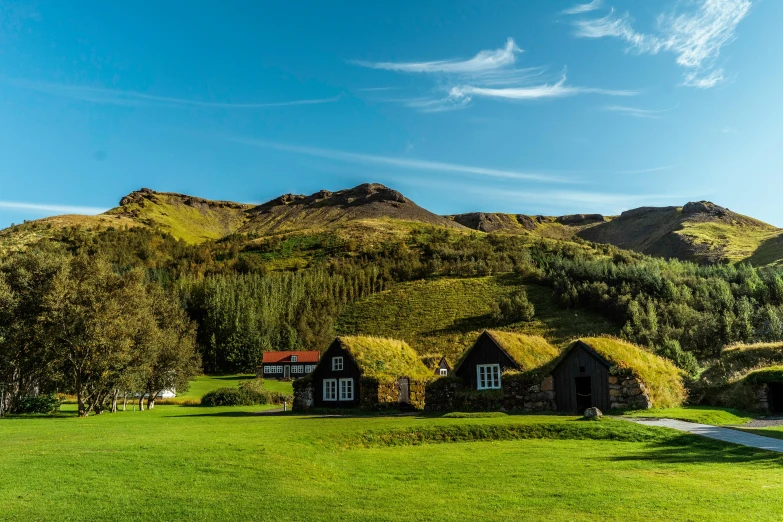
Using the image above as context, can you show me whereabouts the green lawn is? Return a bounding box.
[2,406,783,520]
[623,406,754,426]
[175,374,257,400]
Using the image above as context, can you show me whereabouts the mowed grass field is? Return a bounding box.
[2,406,783,521]
[165,375,294,403]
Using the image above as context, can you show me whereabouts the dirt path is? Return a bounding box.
[626,418,783,453]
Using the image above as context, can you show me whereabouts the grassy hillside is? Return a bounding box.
[447,212,604,240]
[0,214,141,253]
[106,189,253,243]
[336,275,619,361]
[578,201,783,264]
[2,405,783,520]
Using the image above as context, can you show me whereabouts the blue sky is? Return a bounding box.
[0,0,780,228]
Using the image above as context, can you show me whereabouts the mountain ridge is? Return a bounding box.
[2,184,782,265]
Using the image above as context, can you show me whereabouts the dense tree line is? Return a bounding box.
[0,246,199,416]
[9,223,783,384]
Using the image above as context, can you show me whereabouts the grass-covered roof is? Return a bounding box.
[484,330,560,370]
[576,337,685,408]
[702,342,783,385]
[337,335,433,382]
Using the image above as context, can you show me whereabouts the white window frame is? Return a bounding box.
[439,368,448,377]
[339,378,354,401]
[305,365,315,373]
[476,364,501,390]
[291,355,298,363]
[323,379,337,401]
[292,365,303,374]
[332,356,344,371]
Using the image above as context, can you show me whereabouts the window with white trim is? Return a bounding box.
[323,379,337,401]
[339,378,354,401]
[305,365,315,373]
[332,357,344,371]
[439,368,448,377]
[291,355,298,363]
[476,364,501,390]
[292,365,303,374]
[264,365,282,374]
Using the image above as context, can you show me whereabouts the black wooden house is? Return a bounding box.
[453,330,558,390]
[295,336,432,410]
[551,340,611,412]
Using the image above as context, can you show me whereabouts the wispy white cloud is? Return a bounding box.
[0,201,107,215]
[563,0,604,15]
[224,136,570,183]
[353,38,522,74]
[353,39,636,111]
[570,0,752,88]
[602,104,675,119]
[7,79,340,109]
[450,77,636,101]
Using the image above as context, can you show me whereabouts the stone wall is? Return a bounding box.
[609,374,652,410]
[363,378,427,410]
[424,374,555,412]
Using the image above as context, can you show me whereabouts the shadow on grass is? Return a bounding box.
[211,375,256,381]
[167,411,269,418]
[609,434,783,465]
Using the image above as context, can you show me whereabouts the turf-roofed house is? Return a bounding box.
[293,336,433,410]
[551,337,685,413]
[260,351,320,380]
[426,330,560,412]
[700,342,783,412]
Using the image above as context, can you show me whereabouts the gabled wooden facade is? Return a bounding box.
[550,340,611,413]
[435,357,451,377]
[309,339,362,408]
[454,331,522,390]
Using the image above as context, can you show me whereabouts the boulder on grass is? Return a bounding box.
[583,407,603,420]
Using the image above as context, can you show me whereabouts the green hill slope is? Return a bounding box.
[577,201,782,264]
[106,188,253,243]
[447,212,604,240]
[336,275,619,362]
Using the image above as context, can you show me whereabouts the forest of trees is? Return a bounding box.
[5,222,783,415]
[0,245,199,416]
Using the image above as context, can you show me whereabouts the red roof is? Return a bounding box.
[262,351,320,364]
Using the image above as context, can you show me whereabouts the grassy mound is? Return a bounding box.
[338,336,433,382]
[703,342,783,386]
[442,412,507,419]
[347,419,672,448]
[579,337,686,408]
[623,406,753,426]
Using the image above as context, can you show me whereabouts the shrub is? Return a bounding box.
[491,289,535,324]
[656,339,699,378]
[15,394,61,414]
[201,383,292,407]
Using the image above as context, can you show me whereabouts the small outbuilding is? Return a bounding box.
[453,330,559,390]
[551,337,684,412]
[293,336,432,410]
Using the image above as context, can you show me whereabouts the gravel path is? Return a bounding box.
[742,417,783,428]
[626,418,783,453]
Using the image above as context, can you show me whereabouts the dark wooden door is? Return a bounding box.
[769,382,783,413]
[284,366,290,379]
[575,376,592,413]
[398,378,410,406]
